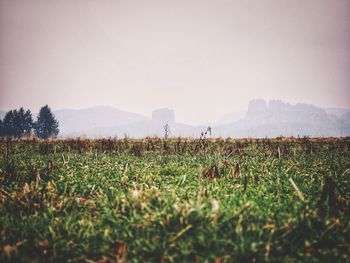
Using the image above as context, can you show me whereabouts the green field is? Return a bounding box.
[0,138,349,262]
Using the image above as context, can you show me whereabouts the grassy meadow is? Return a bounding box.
[0,137,349,262]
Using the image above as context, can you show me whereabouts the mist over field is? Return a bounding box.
[2,99,348,138]
[24,99,350,138]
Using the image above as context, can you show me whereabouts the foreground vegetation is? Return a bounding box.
[0,137,349,262]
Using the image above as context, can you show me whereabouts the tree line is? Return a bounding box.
[0,105,59,139]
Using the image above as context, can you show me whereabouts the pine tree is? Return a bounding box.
[35,105,59,139]
[3,110,16,137]
[22,109,34,136]
[14,108,33,137]
[0,118,3,137]
[2,108,34,138]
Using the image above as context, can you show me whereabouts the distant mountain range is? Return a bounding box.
[54,106,206,138]
[53,100,349,138]
[215,100,349,137]
[54,106,148,136]
[1,100,349,138]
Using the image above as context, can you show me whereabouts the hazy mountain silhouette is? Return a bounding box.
[340,111,350,136]
[324,107,350,118]
[54,106,148,136]
[52,101,350,138]
[215,100,346,137]
[2,101,349,138]
[215,111,246,125]
[54,106,206,138]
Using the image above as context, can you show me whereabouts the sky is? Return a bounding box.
[0,0,349,125]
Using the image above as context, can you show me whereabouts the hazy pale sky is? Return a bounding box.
[0,0,349,124]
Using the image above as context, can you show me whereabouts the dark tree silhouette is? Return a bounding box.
[23,108,33,136]
[14,108,33,137]
[2,108,33,138]
[3,110,16,137]
[0,118,4,137]
[35,105,59,139]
